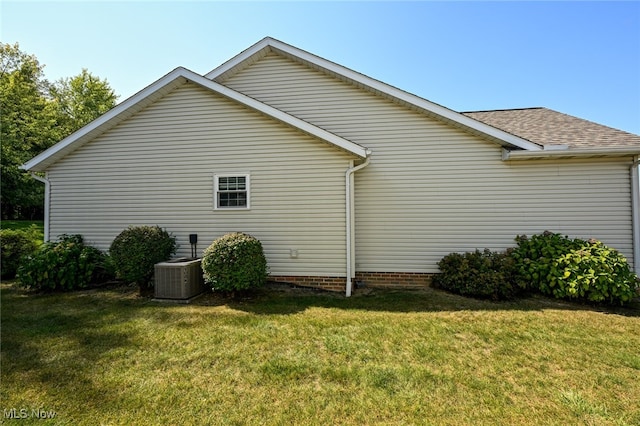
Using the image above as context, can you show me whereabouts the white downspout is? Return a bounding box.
[631,156,640,274]
[345,152,371,297]
[30,172,50,242]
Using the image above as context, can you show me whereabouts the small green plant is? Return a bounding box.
[0,226,41,278]
[17,234,110,291]
[433,248,520,300]
[202,232,268,293]
[109,225,177,291]
[511,231,638,305]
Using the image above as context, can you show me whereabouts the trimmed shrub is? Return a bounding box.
[1,226,41,278]
[202,232,268,292]
[17,234,110,291]
[109,225,177,291]
[511,231,639,305]
[433,248,520,300]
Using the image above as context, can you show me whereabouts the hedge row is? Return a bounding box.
[433,231,639,305]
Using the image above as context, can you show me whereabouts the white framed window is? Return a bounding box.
[214,173,250,210]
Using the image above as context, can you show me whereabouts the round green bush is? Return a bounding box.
[511,232,639,305]
[109,225,177,290]
[202,232,268,292]
[433,248,520,300]
[17,234,109,291]
[1,227,40,279]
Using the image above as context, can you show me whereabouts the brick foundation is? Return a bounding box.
[355,271,434,289]
[268,276,347,292]
[269,272,434,293]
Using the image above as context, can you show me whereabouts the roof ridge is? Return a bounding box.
[462,107,545,114]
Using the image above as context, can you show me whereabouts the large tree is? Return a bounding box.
[50,68,118,137]
[0,43,117,219]
[0,43,56,219]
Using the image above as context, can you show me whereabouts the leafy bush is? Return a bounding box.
[109,225,177,291]
[433,248,520,300]
[17,234,110,291]
[511,231,581,291]
[511,231,638,305]
[1,226,41,278]
[202,232,268,292]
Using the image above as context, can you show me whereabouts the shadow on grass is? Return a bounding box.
[0,283,150,408]
[2,279,638,414]
[194,282,640,318]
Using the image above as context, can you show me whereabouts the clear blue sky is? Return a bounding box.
[2,1,639,134]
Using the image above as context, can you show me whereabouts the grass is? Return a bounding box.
[1,220,44,243]
[1,220,44,232]
[1,283,639,425]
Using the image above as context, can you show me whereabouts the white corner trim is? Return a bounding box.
[30,172,50,242]
[632,157,640,274]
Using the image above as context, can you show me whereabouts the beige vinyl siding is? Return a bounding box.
[47,82,355,277]
[224,52,635,272]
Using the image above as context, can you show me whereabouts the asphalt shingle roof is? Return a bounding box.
[462,107,640,149]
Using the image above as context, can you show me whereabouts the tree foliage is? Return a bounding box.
[0,43,56,219]
[50,68,117,136]
[0,42,118,220]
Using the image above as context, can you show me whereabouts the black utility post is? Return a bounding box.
[189,234,198,259]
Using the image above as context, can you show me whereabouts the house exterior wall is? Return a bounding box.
[46,83,356,278]
[223,52,635,273]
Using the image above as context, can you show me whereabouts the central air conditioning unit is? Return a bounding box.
[154,258,206,301]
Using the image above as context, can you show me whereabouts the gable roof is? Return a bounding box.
[24,38,639,172]
[22,67,368,172]
[463,108,640,149]
[205,37,543,152]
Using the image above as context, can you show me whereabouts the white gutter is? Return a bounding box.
[30,172,50,242]
[345,152,371,297]
[503,146,640,161]
[631,156,640,274]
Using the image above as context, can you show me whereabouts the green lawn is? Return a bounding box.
[2,283,639,425]
[1,220,44,232]
[1,220,44,245]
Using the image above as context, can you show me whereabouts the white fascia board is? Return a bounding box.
[502,147,640,161]
[206,37,542,152]
[205,37,274,79]
[22,65,367,172]
[183,68,368,158]
[22,67,189,172]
